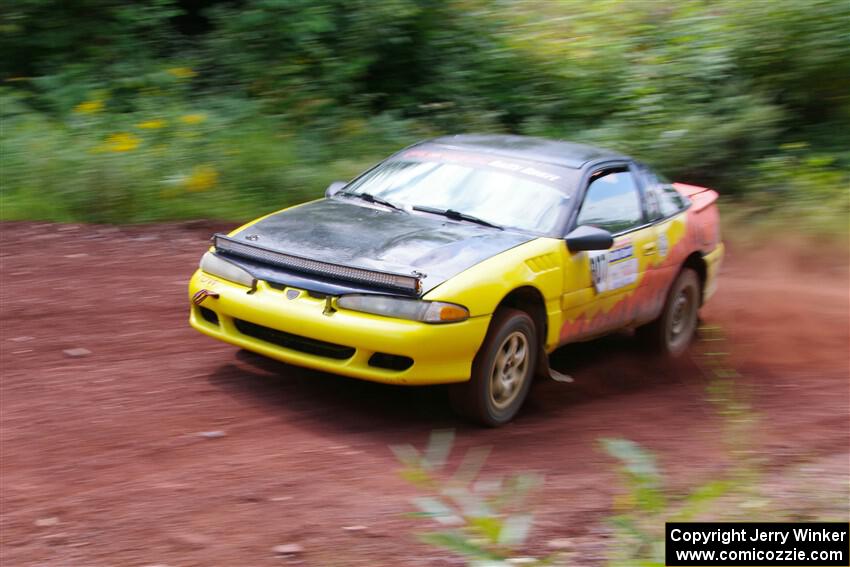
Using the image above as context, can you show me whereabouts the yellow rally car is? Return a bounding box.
[189,135,723,426]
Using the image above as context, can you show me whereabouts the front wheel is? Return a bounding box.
[638,268,700,357]
[449,308,538,426]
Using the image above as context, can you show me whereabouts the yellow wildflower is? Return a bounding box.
[137,119,167,130]
[183,165,219,192]
[612,492,636,511]
[74,99,104,114]
[167,67,197,79]
[180,113,206,125]
[103,132,140,152]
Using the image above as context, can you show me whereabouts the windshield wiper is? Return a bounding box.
[412,205,503,230]
[340,191,406,213]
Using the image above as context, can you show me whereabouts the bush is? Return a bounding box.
[0,85,421,222]
[1,0,847,224]
[392,430,555,566]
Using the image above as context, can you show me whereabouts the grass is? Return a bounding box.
[2,87,847,230]
[0,90,423,223]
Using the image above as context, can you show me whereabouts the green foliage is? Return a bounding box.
[600,439,666,514]
[392,430,556,566]
[0,85,419,222]
[601,325,767,566]
[0,1,180,82]
[506,0,849,188]
[603,447,728,565]
[1,0,848,223]
[743,144,850,235]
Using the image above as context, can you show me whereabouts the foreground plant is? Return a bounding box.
[601,325,762,566]
[392,430,558,566]
[398,325,838,566]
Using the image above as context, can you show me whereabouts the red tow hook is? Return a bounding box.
[192,289,220,306]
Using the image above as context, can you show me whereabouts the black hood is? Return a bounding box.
[224,199,534,295]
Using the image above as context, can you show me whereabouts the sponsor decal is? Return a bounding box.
[609,244,634,263]
[487,159,561,182]
[589,245,638,293]
[400,148,564,187]
[198,275,219,287]
[658,232,669,258]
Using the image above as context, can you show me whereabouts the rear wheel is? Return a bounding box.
[449,308,537,426]
[638,268,700,357]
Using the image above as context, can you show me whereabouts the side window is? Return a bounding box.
[637,164,687,219]
[656,184,687,217]
[576,170,644,234]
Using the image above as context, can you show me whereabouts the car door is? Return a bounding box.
[633,162,693,324]
[559,165,657,342]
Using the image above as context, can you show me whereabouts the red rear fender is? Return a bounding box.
[674,182,721,250]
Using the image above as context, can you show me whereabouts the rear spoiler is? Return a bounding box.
[673,182,719,213]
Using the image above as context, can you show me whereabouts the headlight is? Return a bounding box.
[199,251,255,287]
[337,295,469,323]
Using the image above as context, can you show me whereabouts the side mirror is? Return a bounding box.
[565,225,613,252]
[325,181,347,198]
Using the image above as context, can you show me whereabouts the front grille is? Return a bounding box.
[266,282,327,300]
[368,352,414,371]
[234,319,355,360]
[213,234,421,295]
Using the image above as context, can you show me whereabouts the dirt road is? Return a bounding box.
[1,221,847,566]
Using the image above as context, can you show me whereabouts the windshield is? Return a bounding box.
[341,146,578,234]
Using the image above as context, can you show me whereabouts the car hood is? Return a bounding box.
[226,198,534,295]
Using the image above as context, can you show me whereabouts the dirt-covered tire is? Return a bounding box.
[638,268,700,357]
[449,308,538,427]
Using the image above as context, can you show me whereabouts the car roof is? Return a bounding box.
[428,134,628,169]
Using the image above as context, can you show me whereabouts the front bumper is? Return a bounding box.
[188,270,490,385]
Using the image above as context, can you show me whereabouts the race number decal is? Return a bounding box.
[590,252,608,290]
[589,245,638,293]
